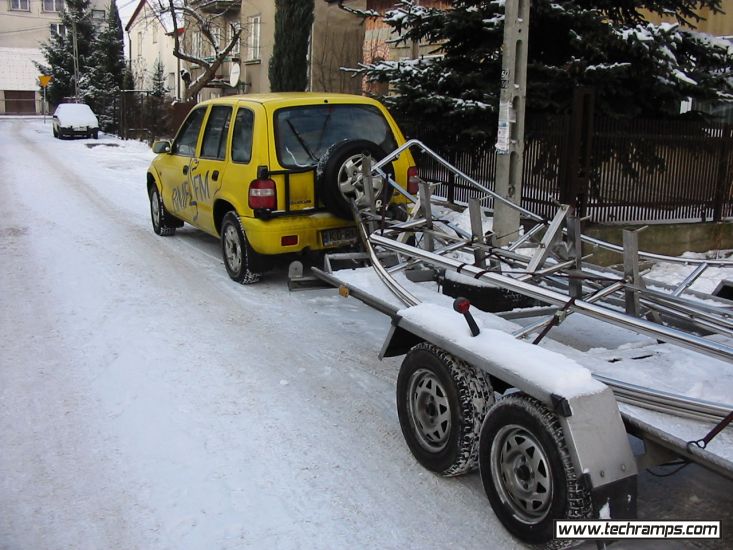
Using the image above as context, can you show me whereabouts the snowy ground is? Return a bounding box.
[1,118,731,549]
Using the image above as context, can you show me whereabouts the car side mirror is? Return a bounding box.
[152,140,171,154]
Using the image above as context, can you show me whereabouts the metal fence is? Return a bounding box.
[588,118,733,223]
[406,114,733,224]
[118,91,194,143]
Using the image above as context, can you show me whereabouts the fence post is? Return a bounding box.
[559,87,595,217]
[447,150,456,204]
[713,124,732,222]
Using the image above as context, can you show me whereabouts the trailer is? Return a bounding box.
[293,139,733,546]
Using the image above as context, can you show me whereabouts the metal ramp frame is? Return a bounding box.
[308,138,733,477]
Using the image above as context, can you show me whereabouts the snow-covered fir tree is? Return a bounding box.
[146,57,169,135]
[269,0,315,91]
[351,0,733,150]
[150,58,169,98]
[83,0,126,131]
[37,0,96,106]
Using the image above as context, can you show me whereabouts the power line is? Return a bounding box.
[0,25,51,35]
[0,11,61,20]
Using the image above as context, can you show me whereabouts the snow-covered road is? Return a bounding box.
[1,119,730,549]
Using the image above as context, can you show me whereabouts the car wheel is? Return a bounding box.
[53,127,58,138]
[149,186,177,236]
[478,394,592,546]
[396,342,494,476]
[221,211,261,284]
[93,130,99,139]
[316,139,395,219]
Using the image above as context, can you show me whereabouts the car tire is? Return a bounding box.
[478,393,592,546]
[149,186,178,236]
[53,127,58,138]
[316,139,395,219]
[93,130,99,139]
[396,343,495,476]
[220,211,261,284]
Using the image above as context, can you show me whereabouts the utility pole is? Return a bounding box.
[493,0,530,245]
[410,0,420,59]
[72,20,80,101]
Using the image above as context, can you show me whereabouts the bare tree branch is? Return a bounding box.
[148,0,241,100]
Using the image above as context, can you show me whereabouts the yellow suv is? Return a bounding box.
[147,93,417,283]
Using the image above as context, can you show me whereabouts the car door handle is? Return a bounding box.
[182,165,189,175]
[212,170,219,181]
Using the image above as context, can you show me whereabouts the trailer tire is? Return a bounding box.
[478,394,592,546]
[397,342,494,476]
[316,139,394,219]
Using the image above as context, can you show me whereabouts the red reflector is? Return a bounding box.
[281,235,298,246]
[453,297,471,314]
[249,179,277,210]
[407,166,420,194]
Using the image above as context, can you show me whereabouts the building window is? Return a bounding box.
[152,24,158,44]
[192,31,204,58]
[228,22,241,59]
[10,0,30,11]
[43,0,64,12]
[92,9,105,22]
[137,31,143,59]
[50,23,67,37]
[246,15,261,61]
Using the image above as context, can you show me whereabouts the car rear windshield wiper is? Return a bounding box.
[286,120,318,163]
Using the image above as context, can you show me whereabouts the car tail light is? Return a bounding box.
[249,179,277,210]
[281,235,298,246]
[407,166,420,195]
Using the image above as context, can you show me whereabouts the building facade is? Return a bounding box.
[125,0,183,99]
[0,0,107,113]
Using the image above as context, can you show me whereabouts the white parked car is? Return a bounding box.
[52,103,100,139]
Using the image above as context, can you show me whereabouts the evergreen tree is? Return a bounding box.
[37,0,96,106]
[122,66,135,91]
[83,0,126,131]
[146,57,169,139]
[150,58,169,98]
[269,0,315,91]
[352,1,733,151]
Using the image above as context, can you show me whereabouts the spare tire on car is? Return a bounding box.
[316,139,395,219]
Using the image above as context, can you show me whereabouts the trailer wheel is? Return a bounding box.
[316,139,394,219]
[479,394,591,546]
[397,343,494,476]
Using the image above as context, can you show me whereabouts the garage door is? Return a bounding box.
[4,91,36,114]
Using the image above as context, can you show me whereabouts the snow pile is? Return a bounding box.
[645,250,733,294]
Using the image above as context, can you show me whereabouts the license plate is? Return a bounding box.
[321,227,358,247]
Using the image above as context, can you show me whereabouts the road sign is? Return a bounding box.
[39,75,53,88]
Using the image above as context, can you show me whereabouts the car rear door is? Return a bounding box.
[191,104,233,235]
[219,102,267,217]
[156,106,207,224]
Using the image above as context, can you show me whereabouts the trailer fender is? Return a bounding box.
[561,388,638,519]
[379,319,423,359]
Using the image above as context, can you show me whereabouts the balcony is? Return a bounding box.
[190,0,241,14]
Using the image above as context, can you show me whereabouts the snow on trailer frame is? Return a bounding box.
[296,138,733,545]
